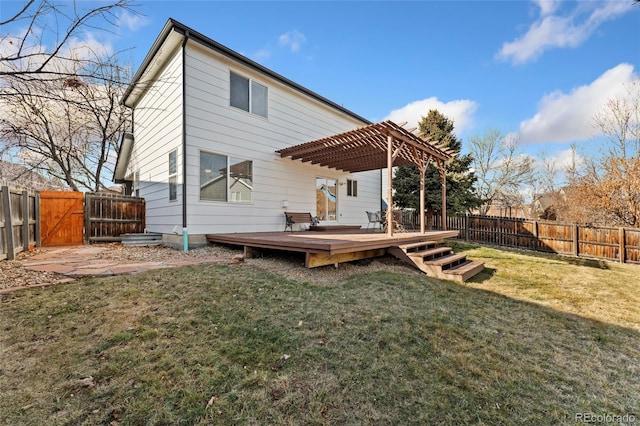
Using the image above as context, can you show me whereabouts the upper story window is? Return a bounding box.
[230,71,268,118]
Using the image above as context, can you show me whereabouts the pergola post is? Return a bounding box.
[440,161,447,231]
[387,133,394,237]
[420,166,426,234]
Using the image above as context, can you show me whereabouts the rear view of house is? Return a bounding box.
[114,18,382,248]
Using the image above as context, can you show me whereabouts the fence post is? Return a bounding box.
[2,186,15,260]
[84,192,91,244]
[464,213,469,241]
[619,227,626,264]
[573,224,579,257]
[35,192,41,247]
[22,190,29,251]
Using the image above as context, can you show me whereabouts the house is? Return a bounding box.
[0,160,67,191]
[114,19,385,248]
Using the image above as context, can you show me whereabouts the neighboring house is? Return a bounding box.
[530,188,568,220]
[114,19,383,247]
[475,193,531,219]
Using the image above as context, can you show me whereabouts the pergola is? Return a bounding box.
[276,120,454,236]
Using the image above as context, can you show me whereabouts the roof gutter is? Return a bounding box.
[121,19,370,125]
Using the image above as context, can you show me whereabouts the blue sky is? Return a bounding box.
[3,0,639,179]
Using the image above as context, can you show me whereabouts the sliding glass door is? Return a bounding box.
[316,177,337,221]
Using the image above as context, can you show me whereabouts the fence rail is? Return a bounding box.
[0,186,39,260]
[415,213,640,264]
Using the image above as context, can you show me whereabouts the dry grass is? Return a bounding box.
[454,241,640,331]
[0,243,639,425]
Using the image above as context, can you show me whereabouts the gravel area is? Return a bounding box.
[0,250,62,291]
[0,243,241,293]
[94,242,241,261]
[1,242,421,293]
[243,248,423,285]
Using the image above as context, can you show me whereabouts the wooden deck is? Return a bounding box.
[207,230,459,268]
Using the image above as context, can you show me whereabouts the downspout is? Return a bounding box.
[130,110,135,195]
[182,30,190,252]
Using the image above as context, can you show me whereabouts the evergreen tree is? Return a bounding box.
[392,110,481,226]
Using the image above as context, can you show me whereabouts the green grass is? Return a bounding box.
[1,244,639,425]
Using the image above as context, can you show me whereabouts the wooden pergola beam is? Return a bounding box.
[276,120,453,234]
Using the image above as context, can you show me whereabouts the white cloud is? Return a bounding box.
[497,0,632,65]
[519,63,637,144]
[116,10,150,33]
[551,147,585,171]
[278,30,306,53]
[63,33,114,62]
[0,23,115,75]
[254,48,271,61]
[384,97,479,135]
[251,30,307,61]
[534,0,560,17]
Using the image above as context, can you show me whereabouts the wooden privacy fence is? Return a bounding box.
[1,188,145,258]
[85,193,146,243]
[0,186,39,260]
[424,214,640,265]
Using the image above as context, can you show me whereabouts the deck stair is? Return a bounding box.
[387,240,484,282]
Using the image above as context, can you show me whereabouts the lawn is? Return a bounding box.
[1,243,638,425]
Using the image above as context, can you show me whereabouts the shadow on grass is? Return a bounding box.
[448,239,612,270]
[0,262,638,425]
[465,266,497,283]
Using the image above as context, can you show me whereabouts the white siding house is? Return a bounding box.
[115,19,382,247]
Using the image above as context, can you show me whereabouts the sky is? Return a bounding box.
[2,0,640,182]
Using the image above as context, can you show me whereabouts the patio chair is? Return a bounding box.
[366,211,382,231]
[401,210,416,231]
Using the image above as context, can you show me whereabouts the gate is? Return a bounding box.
[40,191,84,246]
[85,192,145,243]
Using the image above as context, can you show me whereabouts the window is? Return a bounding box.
[230,72,268,118]
[168,150,177,201]
[347,179,358,197]
[134,171,140,197]
[200,151,253,203]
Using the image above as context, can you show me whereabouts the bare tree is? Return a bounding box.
[468,129,535,215]
[1,0,137,191]
[592,78,640,158]
[0,53,131,191]
[567,78,640,227]
[1,0,136,85]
